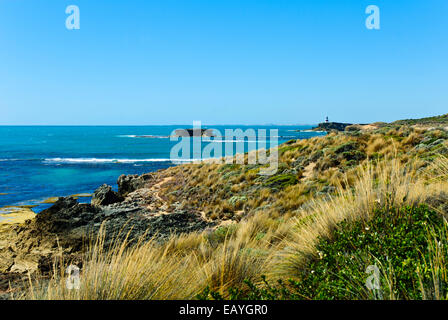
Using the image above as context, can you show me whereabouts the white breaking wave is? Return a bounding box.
[117,135,170,139]
[43,158,196,164]
[117,135,138,138]
[299,130,326,133]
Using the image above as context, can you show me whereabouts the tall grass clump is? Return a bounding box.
[207,205,448,300]
[26,216,278,300]
[274,157,448,277]
[28,228,203,300]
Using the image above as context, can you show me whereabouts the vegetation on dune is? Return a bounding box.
[200,205,448,300]
[17,115,448,300]
[161,125,448,221]
[296,205,448,300]
[391,113,448,127]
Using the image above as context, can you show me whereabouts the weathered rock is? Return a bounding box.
[0,172,216,298]
[117,174,153,197]
[91,184,123,206]
[174,128,215,137]
[1,189,215,277]
[34,197,101,234]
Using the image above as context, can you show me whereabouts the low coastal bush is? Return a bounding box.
[199,205,448,300]
[297,205,448,300]
[263,174,298,189]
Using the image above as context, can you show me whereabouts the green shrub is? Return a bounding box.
[263,174,298,189]
[218,164,241,173]
[228,195,248,208]
[200,205,448,300]
[197,276,302,300]
[334,142,359,154]
[278,145,299,155]
[207,225,239,244]
[293,205,445,300]
[341,150,366,162]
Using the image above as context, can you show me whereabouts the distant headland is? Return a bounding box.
[308,117,386,133]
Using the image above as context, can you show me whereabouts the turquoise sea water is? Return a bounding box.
[0,125,325,212]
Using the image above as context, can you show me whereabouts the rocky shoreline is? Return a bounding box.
[0,171,216,299]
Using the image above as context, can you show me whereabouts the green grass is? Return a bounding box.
[392,114,448,126]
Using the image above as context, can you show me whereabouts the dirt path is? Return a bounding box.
[302,162,316,179]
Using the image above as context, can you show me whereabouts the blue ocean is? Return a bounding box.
[0,125,325,212]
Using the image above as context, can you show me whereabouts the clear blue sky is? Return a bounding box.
[0,0,447,125]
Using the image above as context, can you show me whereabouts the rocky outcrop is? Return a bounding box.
[313,122,354,132]
[0,174,215,296]
[117,173,153,197]
[91,184,123,206]
[29,195,212,250]
[173,129,215,137]
[34,196,101,236]
[0,197,101,278]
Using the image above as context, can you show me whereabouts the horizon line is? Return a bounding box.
[0,123,321,127]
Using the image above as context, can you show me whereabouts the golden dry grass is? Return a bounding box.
[27,218,276,300]
[272,158,448,277]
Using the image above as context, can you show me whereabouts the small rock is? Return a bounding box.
[91,185,123,206]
